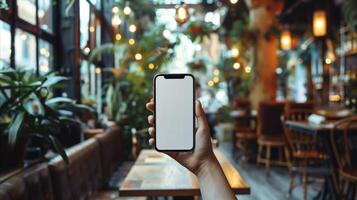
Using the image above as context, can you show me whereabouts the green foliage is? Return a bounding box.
[0,68,94,163]
[343,0,357,30]
[216,105,234,123]
[0,0,8,9]
[182,20,217,43]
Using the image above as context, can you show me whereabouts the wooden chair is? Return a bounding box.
[330,116,357,199]
[284,103,329,200]
[233,99,257,160]
[256,101,289,175]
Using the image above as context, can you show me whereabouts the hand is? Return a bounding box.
[146,99,216,175]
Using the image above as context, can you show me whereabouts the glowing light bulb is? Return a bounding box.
[95,68,101,74]
[233,62,240,69]
[84,47,90,54]
[213,77,219,83]
[231,48,239,57]
[135,53,142,60]
[148,63,155,70]
[111,15,121,26]
[129,24,136,33]
[89,26,95,32]
[163,29,171,39]
[123,6,132,15]
[112,6,119,14]
[245,66,251,73]
[208,80,214,87]
[230,0,239,4]
[115,33,122,41]
[128,38,135,45]
[213,68,219,76]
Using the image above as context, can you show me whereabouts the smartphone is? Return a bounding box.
[154,73,195,151]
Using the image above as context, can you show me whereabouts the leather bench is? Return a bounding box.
[0,163,54,200]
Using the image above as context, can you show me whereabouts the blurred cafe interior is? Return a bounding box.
[0,0,357,199]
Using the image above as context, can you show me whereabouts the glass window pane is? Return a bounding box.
[0,20,11,69]
[80,0,90,49]
[38,39,53,75]
[38,0,53,33]
[15,29,36,71]
[17,0,36,25]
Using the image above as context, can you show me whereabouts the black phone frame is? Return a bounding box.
[153,73,196,152]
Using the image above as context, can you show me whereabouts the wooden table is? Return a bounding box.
[284,120,357,200]
[119,149,250,197]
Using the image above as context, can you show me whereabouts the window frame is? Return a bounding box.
[0,0,57,75]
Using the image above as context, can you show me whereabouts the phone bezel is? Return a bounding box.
[153,73,195,152]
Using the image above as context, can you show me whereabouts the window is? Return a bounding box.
[0,20,11,69]
[38,39,53,75]
[17,0,37,25]
[0,0,56,73]
[38,0,53,33]
[15,29,36,70]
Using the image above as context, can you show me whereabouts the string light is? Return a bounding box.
[84,47,90,54]
[112,6,119,14]
[89,26,95,32]
[148,63,155,70]
[208,80,214,87]
[128,38,135,45]
[135,53,142,60]
[123,6,132,15]
[112,15,121,26]
[163,29,171,39]
[115,33,122,41]
[95,67,101,74]
[245,66,251,73]
[129,24,137,33]
[233,62,240,69]
[325,58,332,64]
[213,68,219,76]
[231,48,239,57]
[230,0,239,4]
[213,77,219,83]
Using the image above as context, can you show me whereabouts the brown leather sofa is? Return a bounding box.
[0,163,54,200]
[0,127,145,200]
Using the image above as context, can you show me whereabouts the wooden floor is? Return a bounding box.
[218,142,321,200]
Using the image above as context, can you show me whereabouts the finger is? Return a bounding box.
[149,138,155,145]
[195,100,209,131]
[146,101,154,112]
[148,127,155,137]
[148,115,155,125]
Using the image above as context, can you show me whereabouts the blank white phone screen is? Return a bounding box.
[155,75,194,151]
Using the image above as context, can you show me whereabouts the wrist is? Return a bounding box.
[195,154,220,179]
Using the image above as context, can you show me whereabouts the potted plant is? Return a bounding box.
[0,68,93,172]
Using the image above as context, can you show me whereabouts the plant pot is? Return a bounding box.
[0,135,28,173]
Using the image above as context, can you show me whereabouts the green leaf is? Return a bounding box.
[45,97,74,106]
[23,99,35,115]
[48,135,69,164]
[8,112,25,145]
[42,76,69,87]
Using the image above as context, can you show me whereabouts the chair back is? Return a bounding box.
[257,101,285,137]
[330,116,357,172]
[285,102,314,121]
[234,100,253,132]
[283,102,318,155]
